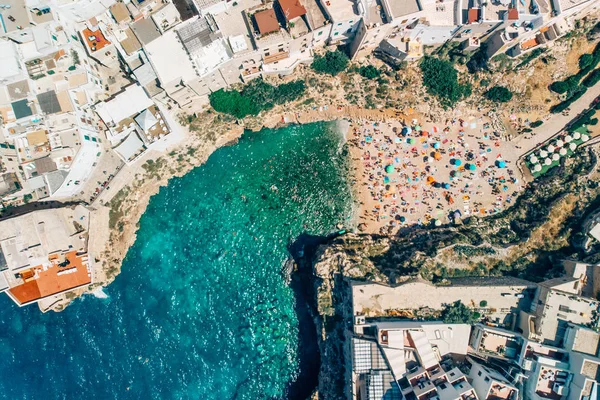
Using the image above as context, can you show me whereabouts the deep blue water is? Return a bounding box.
[0,122,353,400]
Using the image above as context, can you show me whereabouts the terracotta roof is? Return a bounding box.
[507,8,519,20]
[9,251,91,305]
[278,0,306,21]
[468,8,480,24]
[82,28,111,53]
[254,9,280,35]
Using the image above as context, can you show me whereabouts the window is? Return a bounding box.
[337,22,342,26]
[478,371,482,377]
[484,377,490,382]
[318,31,323,36]
[439,383,447,390]
[349,20,353,23]
[346,28,351,33]
[334,32,339,36]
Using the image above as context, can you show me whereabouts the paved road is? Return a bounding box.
[514,81,600,157]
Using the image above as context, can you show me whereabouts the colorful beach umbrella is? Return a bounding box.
[433,142,441,149]
[385,165,395,174]
[496,160,507,168]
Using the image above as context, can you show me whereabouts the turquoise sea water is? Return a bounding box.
[0,122,353,400]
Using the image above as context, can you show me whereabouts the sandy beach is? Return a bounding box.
[346,112,525,234]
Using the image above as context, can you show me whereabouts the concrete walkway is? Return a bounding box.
[514,81,600,157]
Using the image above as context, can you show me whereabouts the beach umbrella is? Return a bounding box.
[582,134,590,142]
[569,143,577,151]
[559,148,567,156]
[547,145,555,153]
[395,137,401,143]
[534,164,542,172]
[573,131,581,140]
[407,138,416,144]
[539,150,548,158]
[555,139,564,148]
[401,126,412,136]
[385,165,395,174]
[442,183,450,189]
[384,176,390,184]
[399,216,406,223]
[552,153,560,161]
[433,142,441,149]
[565,135,573,143]
[414,125,422,131]
[529,155,538,164]
[466,163,476,171]
[434,219,442,227]
[427,176,436,185]
[544,158,552,166]
[496,160,507,168]
[434,152,442,161]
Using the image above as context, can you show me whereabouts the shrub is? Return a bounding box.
[485,86,513,102]
[209,78,306,118]
[441,300,477,324]
[551,86,587,113]
[479,300,488,307]
[580,54,594,70]
[419,57,472,106]
[358,65,381,79]
[311,50,349,76]
[530,120,543,128]
[583,69,600,88]
[549,75,580,94]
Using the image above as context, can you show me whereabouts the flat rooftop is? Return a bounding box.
[385,0,421,19]
[82,28,111,53]
[322,0,358,21]
[9,251,91,305]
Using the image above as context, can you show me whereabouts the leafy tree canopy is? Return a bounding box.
[359,65,381,79]
[312,50,349,76]
[485,86,513,103]
[209,79,306,119]
[440,300,478,324]
[579,53,594,70]
[419,57,472,106]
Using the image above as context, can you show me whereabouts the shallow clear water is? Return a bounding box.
[0,122,353,400]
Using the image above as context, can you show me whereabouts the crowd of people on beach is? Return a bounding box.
[350,116,522,233]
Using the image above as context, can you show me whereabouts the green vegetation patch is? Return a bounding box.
[419,57,472,106]
[311,50,349,76]
[441,300,479,324]
[209,79,306,119]
[485,86,513,103]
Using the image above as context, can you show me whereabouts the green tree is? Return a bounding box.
[209,89,259,119]
[419,57,472,106]
[485,86,513,103]
[579,53,594,70]
[311,50,349,76]
[440,300,477,324]
[358,65,381,79]
[479,300,488,307]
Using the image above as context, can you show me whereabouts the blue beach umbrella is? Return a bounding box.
[496,160,507,168]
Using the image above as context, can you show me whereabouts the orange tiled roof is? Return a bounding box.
[82,28,111,52]
[278,0,306,21]
[9,251,91,305]
[521,38,539,50]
